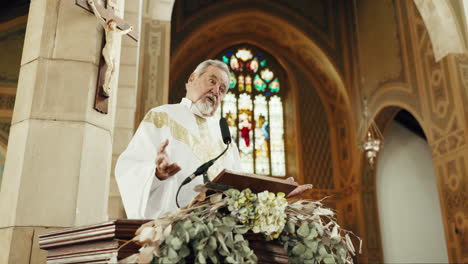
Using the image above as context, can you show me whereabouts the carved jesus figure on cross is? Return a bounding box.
[88,0,133,98]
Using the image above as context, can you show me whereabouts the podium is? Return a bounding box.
[39,220,288,263]
[39,170,298,263]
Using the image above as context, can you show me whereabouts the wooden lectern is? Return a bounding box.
[39,170,297,263]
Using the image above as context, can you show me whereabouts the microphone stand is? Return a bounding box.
[176,143,230,208]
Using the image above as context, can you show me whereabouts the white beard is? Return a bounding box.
[195,94,217,116]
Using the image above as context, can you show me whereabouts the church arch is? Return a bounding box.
[359,104,450,262]
[413,0,465,61]
[169,9,354,187]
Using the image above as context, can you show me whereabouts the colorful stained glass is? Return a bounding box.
[229,72,236,89]
[238,93,254,173]
[249,58,259,73]
[268,77,280,93]
[222,92,238,142]
[230,55,240,71]
[238,75,245,91]
[236,48,253,61]
[245,75,252,93]
[219,46,286,178]
[254,95,270,175]
[269,95,285,176]
[260,69,274,82]
[253,74,266,92]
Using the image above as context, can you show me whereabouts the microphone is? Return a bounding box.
[176,118,232,207]
[220,117,232,144]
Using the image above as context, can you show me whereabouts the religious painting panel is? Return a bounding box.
[217,45,286,178]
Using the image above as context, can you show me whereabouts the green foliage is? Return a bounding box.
[151,214,257,264]
[130,189,358,264]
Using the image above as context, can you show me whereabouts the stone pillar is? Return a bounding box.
[108,0,143,220]
[0,0,126,262]
[108,0,173,219]
[135,0,173,123]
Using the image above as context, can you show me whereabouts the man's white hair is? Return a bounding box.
[192,59,230,81]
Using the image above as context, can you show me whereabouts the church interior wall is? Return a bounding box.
[376,120,449,263]
[359,1,468,262]
[0,0,466,262]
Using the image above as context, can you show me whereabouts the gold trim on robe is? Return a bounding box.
[144,111,227,180]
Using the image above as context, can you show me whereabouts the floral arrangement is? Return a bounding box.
[121,189,360,264]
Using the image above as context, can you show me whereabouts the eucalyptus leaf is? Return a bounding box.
[209,236,217,250]
[292,243,306,255]
[209,254,220,264]
[196,237,209,250]
[225,256,236,263]
[304,240,318,253]
[170,237,182,250]
[167,247,178,261]
[182,220,193,230]
[297,222,310,237]
[197,252,206,264]
[179,245,190,258]
[287,220,296,233]
[314,222,324,236]
[234,234,244,242]
[303,248,313,259]
[222,216,236,227]
[306,228,318,240]
[319,245,329,257]
[234,226,249,234]
[323,256,336,264]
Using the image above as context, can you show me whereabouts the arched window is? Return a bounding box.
[216,45,286,177]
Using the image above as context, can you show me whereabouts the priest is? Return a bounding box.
[116,60,240,219]
[116,59,312,219]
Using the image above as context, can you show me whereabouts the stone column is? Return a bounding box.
[0,0,126,262]
[108,0,143,219]
[108,0,173,219]
[135,0,173,123]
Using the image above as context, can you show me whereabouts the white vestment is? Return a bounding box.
[115,98,242,219]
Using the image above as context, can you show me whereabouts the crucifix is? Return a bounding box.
[76,0,139,114]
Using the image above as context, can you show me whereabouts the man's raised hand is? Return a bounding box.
[155,139,181,180]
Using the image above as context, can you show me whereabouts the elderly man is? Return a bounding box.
[116,59,311,219]
[116,60,240,219]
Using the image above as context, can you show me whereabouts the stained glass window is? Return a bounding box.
[217,45,286,177]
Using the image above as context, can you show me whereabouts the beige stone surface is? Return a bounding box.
[414,0,465,61]
[13,120,84,227]
[31,227,62,264]
[0,228,14,264]
[112,128,134,155]
[53,0,103,65]
[116,87,138,108]
[0,120,112,227]
[120,45,139,65]
[119,64,138,87]
[122,12,140,28]
[108,195,126,219]
[12,58,116,130]
[122,34,139,47]
[125,0,140,14]
[109,174,120,197]
[115,108,135,129]
[21,0,102,66]
[74,123,112,226]
[0,119,30,227]
[20,0,58,65]
[0,227,33,264]
[152,0,175,21]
